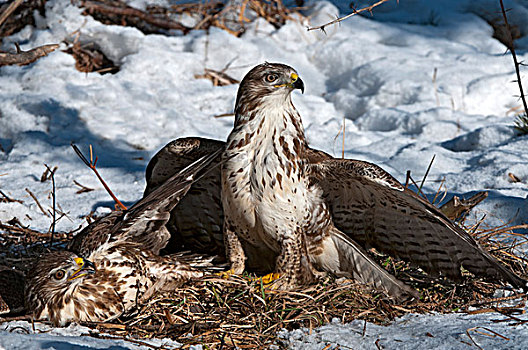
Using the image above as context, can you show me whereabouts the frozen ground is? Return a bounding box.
[1,0,528,348]
[0,321,186,350]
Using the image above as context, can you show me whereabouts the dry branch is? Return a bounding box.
[0,44,59,67]
[0,0,24,28]
[499,0,528,117]
[73,180,94,194]
[79,0,300,37]
[71,144,127,210]
[195,68,239,86]
[0,0,45,38]
[24,188,49,217]
[307,0,391,32]
[81,0,191,34]
[44,164,57,247]
[0,190,22,204]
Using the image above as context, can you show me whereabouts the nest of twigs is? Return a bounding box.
[83,271,525,349]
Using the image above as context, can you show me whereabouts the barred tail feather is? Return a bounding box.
[316,226,419,301]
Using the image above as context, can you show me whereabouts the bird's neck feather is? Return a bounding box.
[229,93,307,155]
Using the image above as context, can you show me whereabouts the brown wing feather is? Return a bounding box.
[70,147,221,256]
[327,226,418,300]
[144,137,225,254]
[308,159,526,289]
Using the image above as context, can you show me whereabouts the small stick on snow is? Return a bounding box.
[73,180,94,194]
[499,0,528,116]
[307,0,392,32]
[25,188,49,217]
[0,43,59,67]
[71,143,127,210]
[0,189,23,204]
[419,154,435,194]
[465,327,484,350]
[44,164,57,248]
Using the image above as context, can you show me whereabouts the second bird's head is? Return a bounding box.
[25,251,96,305]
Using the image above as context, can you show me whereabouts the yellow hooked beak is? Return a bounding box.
[275,73,305,93]
[68,257,96,281]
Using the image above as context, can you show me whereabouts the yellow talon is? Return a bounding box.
[253,272,281,284]
[217,269,235,279]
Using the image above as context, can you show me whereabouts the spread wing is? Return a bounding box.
[144,137,333,255]
[144,137,225,254]
[69,148,222,256]
[307,159,526,289]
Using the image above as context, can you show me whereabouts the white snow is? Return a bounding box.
[281,311,528,350]
[1,0,528,348]
[0,321,187,350]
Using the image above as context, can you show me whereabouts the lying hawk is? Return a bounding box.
[144,63,526,299]
[25,150,220,326]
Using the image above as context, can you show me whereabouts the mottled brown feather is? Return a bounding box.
[25,151,221,326]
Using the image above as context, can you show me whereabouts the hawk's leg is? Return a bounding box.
[272,231,318,289]
[224,221,246,274]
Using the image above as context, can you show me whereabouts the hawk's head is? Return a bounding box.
[235,62,304,117]
[25,251,96,322]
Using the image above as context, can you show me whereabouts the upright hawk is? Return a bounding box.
[145,63,525,299]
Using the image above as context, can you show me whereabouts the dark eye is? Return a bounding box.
[53,270,65,280]
[265,74,278,82]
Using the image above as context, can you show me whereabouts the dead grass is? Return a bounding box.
[63,42,119,74]
[81,265,525,349]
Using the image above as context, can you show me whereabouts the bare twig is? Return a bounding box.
[432,67,440,107]
[71,143,127,210]
[41,166,58,182]
[195,68,239,86]
[499,0,528,116]
[214,112,235,118]
[0,43,59,67]
[342,115,345,159]
[25,188,49,217]
[73,180,94,194]
[332,120,346,159]
[405,172,428,200]
[0,0,24,28]
[465,327,485,350]
[307,0,392,32]
[0,189,23,204]
[419,154,435,193]
[44,164,57,248]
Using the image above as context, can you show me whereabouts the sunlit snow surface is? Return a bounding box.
[1,0,528,348]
